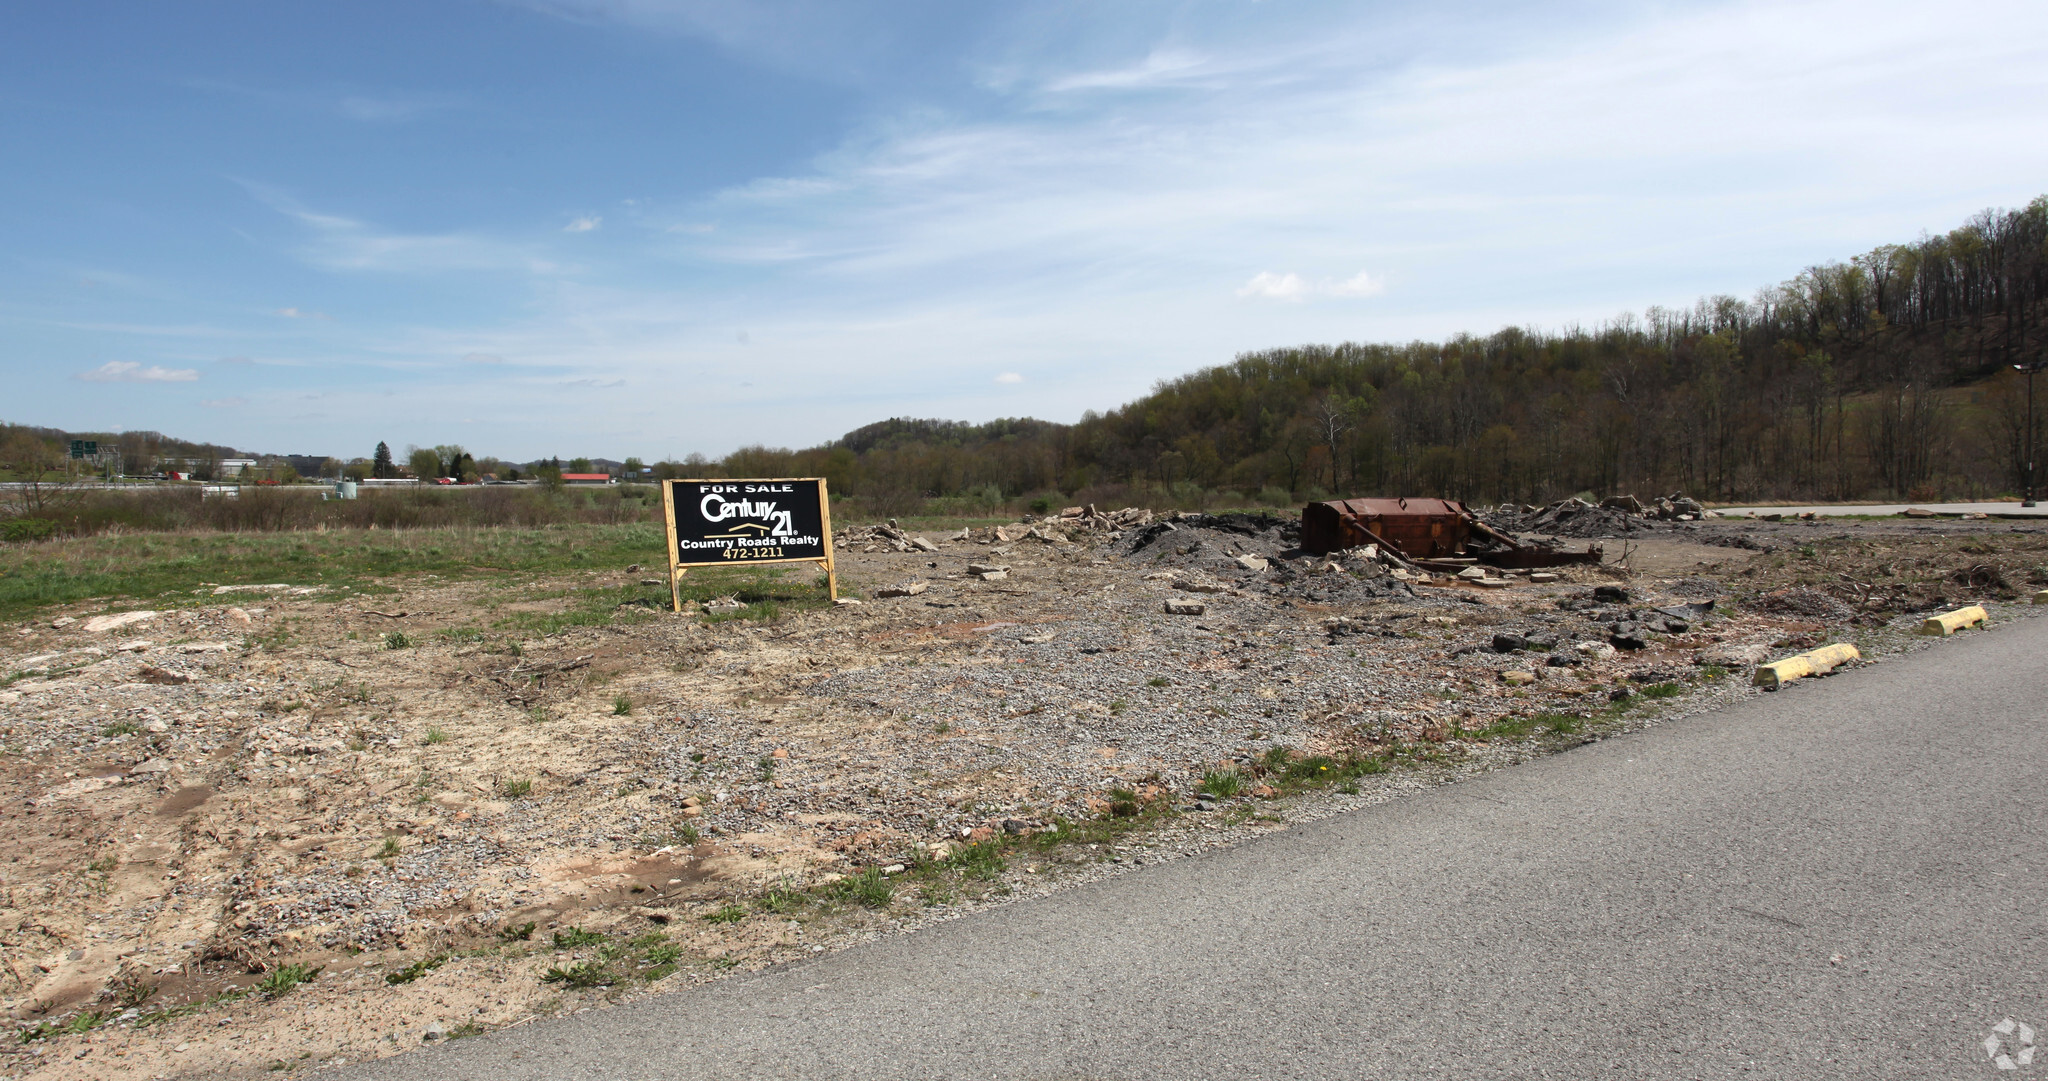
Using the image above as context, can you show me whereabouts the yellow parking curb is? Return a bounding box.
[2032,589,2048,605]
[1753,642,1861,691]
[1917,605,1989,635]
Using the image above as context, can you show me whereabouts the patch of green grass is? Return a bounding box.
[384,954,449,985]
[943,840,1008,881]
[377,836,401,861]
[611,694,632,716]
[540,961,610,988]
[1641,682,1684,698]
[0,522,838,624]
[383,630,412,650]
[257,962,321,997]
[423,727,447,745]
[501,777,533,798]
[88,854,119,873]
[132,987,253,1030]
[552,927,606,949]
[702,903,747,924]
[756,882,807,914]
[99,720,144,737]
[1105,786,1142,817]
[435,626,484,643]
[825,867,896,909]
[498,922,537,942]
[58,1010,109,1036]
[1283,754,1337,782]
[643,943,682,966]
[1147,677,1171,687]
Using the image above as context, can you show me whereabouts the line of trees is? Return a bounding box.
[671,195,2048,509]
[8,196,2045,521]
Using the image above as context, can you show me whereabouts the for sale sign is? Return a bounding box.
[659,478,837,608]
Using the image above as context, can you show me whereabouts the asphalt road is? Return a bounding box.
[341,615,2048,1081]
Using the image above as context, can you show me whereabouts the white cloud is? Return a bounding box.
[1044,49,1213,92]
[201,396,248,408]
[1329,271,1385,298]
[565,217,602,233]
[76,361,200,383]
[1237,270,1385,301]
[464,352,506,364]
[241,182,561,275]
[275,307,330,319]
[1236,271,1308,301]
[995,372,1024,384]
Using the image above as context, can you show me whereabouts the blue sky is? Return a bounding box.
[5,0,2047,463]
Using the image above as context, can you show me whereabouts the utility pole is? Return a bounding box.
[2020,359,2046,508]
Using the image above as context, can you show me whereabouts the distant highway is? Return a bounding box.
[1719,501,2048,518]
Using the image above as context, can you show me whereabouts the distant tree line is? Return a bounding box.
[670,196,2048,509]
[7,197,2045,520]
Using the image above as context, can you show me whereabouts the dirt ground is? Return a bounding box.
[1,510,2043,1079]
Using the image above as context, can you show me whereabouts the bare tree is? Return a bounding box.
[1,431,85,520]
[1313,395,1353,492]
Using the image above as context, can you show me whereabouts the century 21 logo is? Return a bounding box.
[699,491,797,538]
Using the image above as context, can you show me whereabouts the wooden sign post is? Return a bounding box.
[659,478,837,611]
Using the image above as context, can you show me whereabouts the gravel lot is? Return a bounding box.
[2,510,2041,1079]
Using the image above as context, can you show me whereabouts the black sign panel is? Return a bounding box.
[663,478,830,567]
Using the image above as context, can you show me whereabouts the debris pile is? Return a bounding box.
[836,521,940,552]
[1753,587,1858,622]
[1483,492,1712,539]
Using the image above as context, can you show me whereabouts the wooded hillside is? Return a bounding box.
[720,196,2048,512]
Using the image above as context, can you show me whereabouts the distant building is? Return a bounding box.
[561,473,615,485]
[168,457,257,477]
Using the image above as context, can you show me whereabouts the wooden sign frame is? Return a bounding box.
[659,478,837,611]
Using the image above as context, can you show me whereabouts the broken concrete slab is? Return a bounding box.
[83,611,158,634]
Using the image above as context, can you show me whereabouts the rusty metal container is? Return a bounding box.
[1302,497,1603,568]
[1301,497,1473,558]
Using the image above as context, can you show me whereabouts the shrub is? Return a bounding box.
[1,518,56,543]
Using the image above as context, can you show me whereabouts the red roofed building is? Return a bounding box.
[561,473,615,485]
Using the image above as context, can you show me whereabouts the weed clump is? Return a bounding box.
[384,954,448,985]
[258,963,321,997]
